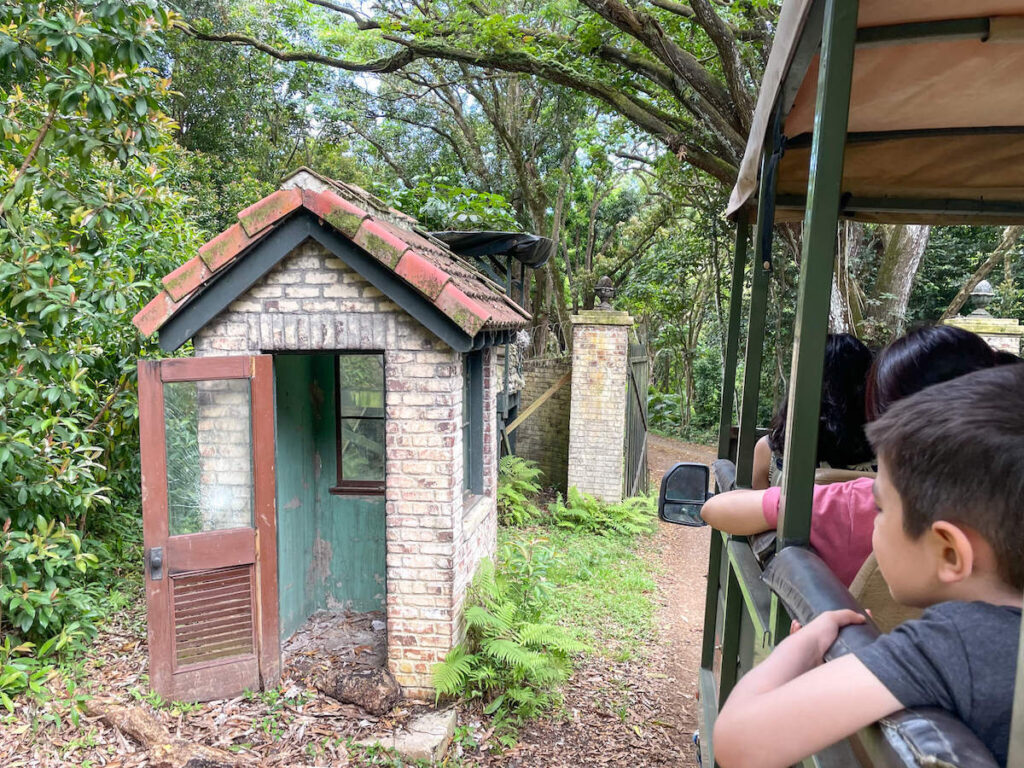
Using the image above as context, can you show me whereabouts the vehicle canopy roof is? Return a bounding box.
[728,1,1024,224]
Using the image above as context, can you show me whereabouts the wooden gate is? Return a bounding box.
[624,342,649,497]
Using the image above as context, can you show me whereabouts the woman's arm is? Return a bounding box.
[752,435,772,490]
[700,488,772,534]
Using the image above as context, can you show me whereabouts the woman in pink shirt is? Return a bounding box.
[701,325,997,586]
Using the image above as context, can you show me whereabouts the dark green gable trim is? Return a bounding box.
[158,211,516,353]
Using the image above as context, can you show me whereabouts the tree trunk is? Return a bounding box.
[870,224,930,340]
[829,221,865,333]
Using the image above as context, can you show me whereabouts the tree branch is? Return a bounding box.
[181,21,739,184]
[304,0,379,29]
[689,0,754,132]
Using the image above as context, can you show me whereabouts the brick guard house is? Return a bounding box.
[133,169,534,701]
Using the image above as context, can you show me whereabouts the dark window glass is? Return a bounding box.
[463,352,483,496]
[336,354,385,491]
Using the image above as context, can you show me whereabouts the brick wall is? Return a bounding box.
[193,239,499,699]
[566,312,632,502]
[195,379,253,531]
[515,357,571,492]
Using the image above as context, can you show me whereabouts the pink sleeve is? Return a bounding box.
[761,486,782,527]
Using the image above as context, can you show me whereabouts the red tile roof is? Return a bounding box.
[134,170,531,340]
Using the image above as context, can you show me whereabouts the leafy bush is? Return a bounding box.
[496,456,543,526]
[548,488,656,538]
[0,517,99,643]
[0,2,198,655]
[432,540,585,726]
[0,637,57,712]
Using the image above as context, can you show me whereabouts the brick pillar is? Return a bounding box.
[567,310,633,502]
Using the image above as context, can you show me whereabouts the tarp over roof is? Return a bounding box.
[134,169,531,345]
[727,1,1024,224]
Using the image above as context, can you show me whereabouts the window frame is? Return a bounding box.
[462,351,484,497]
[331,351,386,496]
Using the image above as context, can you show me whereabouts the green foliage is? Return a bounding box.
[432,540,585,726]
[388,175,519,231]
[496,456,543,526]
[535,528,657,655]
[0,516,99,641]
[0,0,202,658]
[0,636,57,712]
[548,488,657,538]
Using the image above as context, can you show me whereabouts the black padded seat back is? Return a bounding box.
[762,547,999,768]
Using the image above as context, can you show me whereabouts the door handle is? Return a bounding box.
[148,546,164,581]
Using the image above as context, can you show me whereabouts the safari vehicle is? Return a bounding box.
[658,1,1024,766]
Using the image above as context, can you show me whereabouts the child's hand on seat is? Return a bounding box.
[792,609,866,659]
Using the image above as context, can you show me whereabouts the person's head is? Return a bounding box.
[994,349,1023,366]
[767,333,874,466]
[866,365,1024,607]
[865,325,996,420]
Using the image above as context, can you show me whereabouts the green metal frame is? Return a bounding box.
[734,119,779,489]
[716,218,749,461]
[775,0,858,551]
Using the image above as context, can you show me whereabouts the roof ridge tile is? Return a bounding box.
[353,218,411,269]
[237,188,302,237]
[133,290,185,338]
[394,250,451,300]
[435,282,491,337]
[198,222,260,272]
[301,188,367,237]
[162,256,212,302]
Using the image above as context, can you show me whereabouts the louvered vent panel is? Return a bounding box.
[172,566,255,667]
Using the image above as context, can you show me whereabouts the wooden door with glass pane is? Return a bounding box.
[138,356,279,702]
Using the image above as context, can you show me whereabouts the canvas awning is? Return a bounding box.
[727,1,1024,223]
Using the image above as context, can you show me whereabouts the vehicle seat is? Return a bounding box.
[848,553,922,633]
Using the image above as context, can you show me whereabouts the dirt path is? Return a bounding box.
[648,435,715,763]
[471,435,715,767]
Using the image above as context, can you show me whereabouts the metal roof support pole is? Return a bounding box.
[735,117,781,488]
[718,563,744,707]
[717,217,750,461]
[776,0,858,561]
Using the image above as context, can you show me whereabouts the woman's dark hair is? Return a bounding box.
[767,333,874,467]
[994,349,1023,366]
[865,325,997,421]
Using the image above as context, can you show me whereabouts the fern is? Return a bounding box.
[497,456,543,526]
[432,547,583,727]
[548,487,657,538]
[432,644,476,698]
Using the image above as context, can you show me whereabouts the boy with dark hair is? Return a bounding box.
[713,365,1024,768]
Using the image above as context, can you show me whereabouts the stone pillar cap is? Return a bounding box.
[571,310,633,326]
[944,316,1023,336]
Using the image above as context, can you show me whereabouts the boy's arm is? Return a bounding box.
[713,610,903,768]
[700,488,772,534]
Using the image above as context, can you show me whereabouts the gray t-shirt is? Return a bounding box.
[854,601,1021,766]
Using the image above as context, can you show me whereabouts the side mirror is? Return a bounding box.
[658,462,712,527]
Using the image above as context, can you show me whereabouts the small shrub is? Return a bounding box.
[0,637,58,712]
[0,516,100,643]
[548,488,656,538]
[496,456,543,526]
[432,544,585,725]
